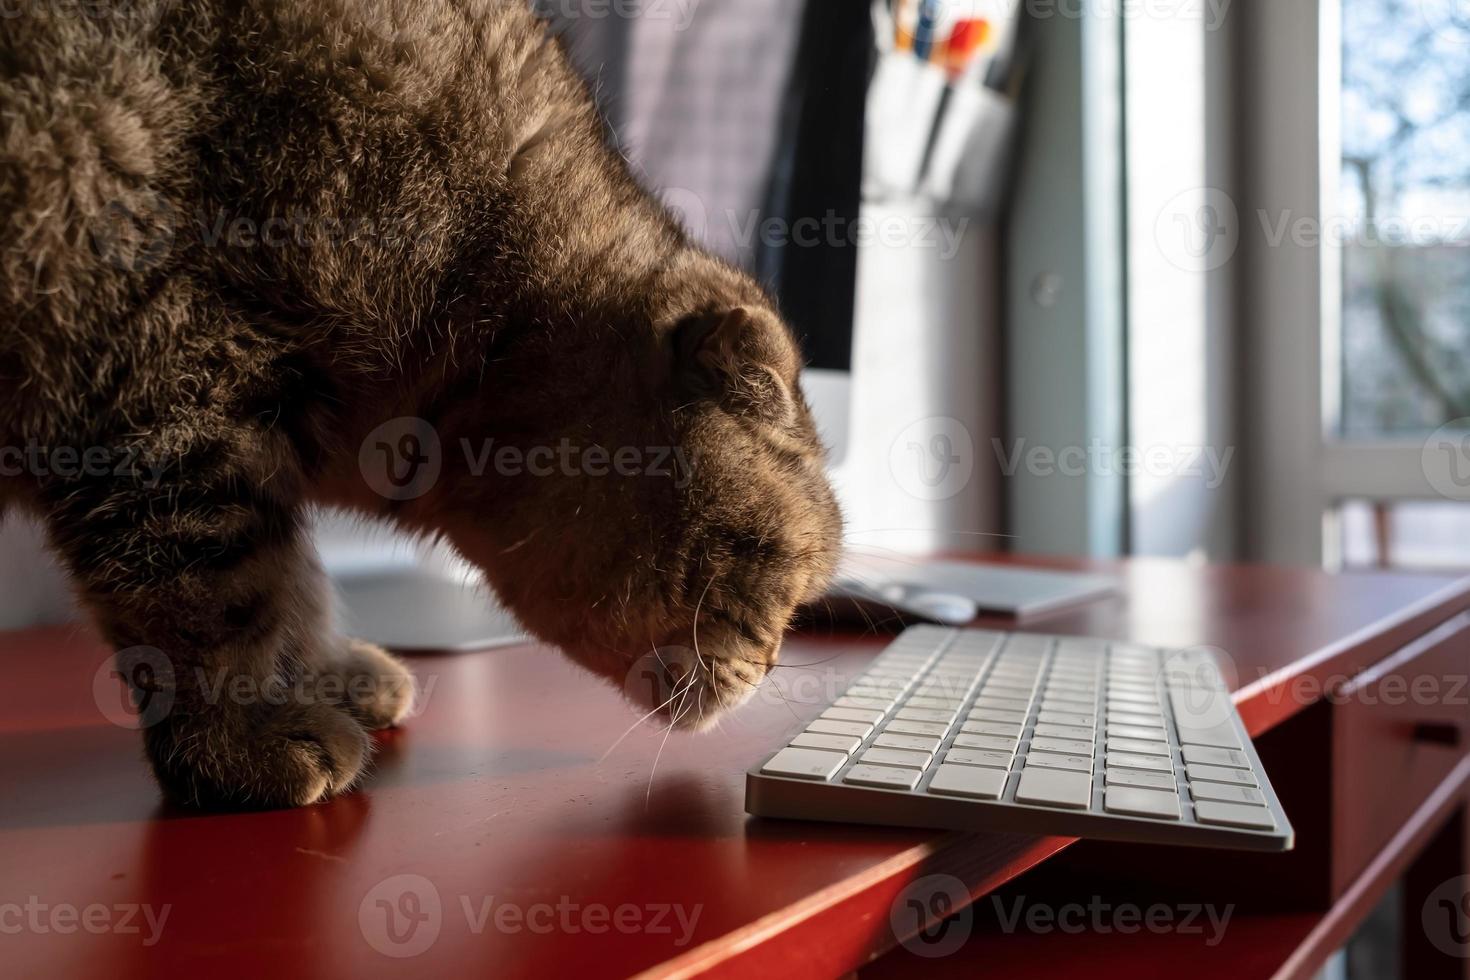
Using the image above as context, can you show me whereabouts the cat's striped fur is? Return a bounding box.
[0,0,842,807]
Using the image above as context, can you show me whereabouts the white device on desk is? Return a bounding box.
[746,625,1295,852]
[829,553,1118,623]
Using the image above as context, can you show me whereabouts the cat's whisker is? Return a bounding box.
[645,670,698,809]
[599,685,683,762]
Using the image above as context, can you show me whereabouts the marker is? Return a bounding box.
[894,0,915,52]
[913,0,938,61]
[944,18,991,80]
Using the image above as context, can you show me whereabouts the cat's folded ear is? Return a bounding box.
[673,307,799,426]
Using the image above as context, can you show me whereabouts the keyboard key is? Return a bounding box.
[1104,785,1180,820]
[1037,711,1095,727]
[1030,736,1094,755]
[1041,699,1095,714]
[874,732,942,753]
[1187,763,1257,787]
[835,696,892,711]
[843,764,921,790]
[944,747,1014,769]
[1182,746,1252,769]
[1034,723,1095,740]
[1015,767,1092,809]
[1189,782,1266,805]
[1108,690,1160,706]
[761,747,847,780]
[974,696,1031,711]
[906,696,964,710]
[1107,752,1172,773]
[859,747,932,770]
[1044,689,1097,705]
[1106,767,1176,791]
[807,719,873,738]
[1106,737,1169,757]
[885,719,949,737]
[896,707,955,724]
[928,764,1007,799]
[970,708,1028,724]
[847,685,906,701]
[790,732,861,754]
[1171,700,1244,749]
[1109,711,1164,728]
[1194,800,1275,830]
[821,707,884,725]
[960,720,1023,738]
[953,733,1018,752]
[1106,724,1166,742]
[1024,753,1093,773]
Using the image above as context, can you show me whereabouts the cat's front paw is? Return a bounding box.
[145,699,371,809]
[332,639,416,730]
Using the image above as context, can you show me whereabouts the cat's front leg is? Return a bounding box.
[324,637,417,731]
[42,462,384,808]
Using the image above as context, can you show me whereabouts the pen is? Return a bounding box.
[895,0,914,52]
[913,0,938,61]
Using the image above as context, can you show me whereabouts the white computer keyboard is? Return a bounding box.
[745,626,1294,851]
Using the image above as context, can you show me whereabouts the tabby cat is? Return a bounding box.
[0,0,842,807]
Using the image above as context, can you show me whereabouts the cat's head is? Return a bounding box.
[436,262,843,729]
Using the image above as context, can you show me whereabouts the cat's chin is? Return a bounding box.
[606,639,773,732]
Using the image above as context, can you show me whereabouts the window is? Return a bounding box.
[1328,0,1470,571]
[1337,0,1470,440]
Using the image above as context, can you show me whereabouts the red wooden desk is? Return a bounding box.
[2,557,1468,979]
